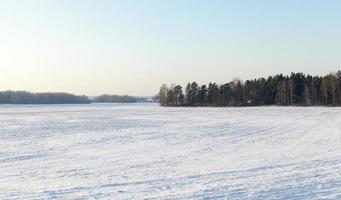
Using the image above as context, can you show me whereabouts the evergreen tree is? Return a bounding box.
[220,83,230,106]
[198,85,208,106]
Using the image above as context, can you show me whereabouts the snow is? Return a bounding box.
[0,103,340,199]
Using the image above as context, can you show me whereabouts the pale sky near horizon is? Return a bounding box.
[0,0,340,96]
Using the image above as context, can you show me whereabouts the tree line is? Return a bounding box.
[93,94,140,103]
[159,71,341,107]
[0,91,148,104]
[0,91,91,104]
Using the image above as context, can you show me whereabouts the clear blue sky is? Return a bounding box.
[0,0,340,96]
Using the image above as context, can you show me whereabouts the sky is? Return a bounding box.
[0,0,341,96]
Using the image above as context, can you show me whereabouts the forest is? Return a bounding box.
[93,94,141,103]
[0,91,146,104]
[159,71,341,107]
[0,91,91,104]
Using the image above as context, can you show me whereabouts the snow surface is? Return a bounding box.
[0,103,340,199]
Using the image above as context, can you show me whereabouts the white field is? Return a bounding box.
[0,103,340,199]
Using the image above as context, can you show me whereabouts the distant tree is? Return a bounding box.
[321,78,328,105]
[254,78,266,105]
[185,83,191,106]
[327,74,337,105]
[276,80,288,105]
[220,83,230,106]
[166,85,175,106]
[234,79,244,106]
[290,73,306,104]
[336,71,341,105]
[189,82,199,106]
[198,85,208,106]
[173,85,184,106]
[244,80,255,106]
[303,84,311,106]
[207,83,220,106]
[159,84,168,106]
[288,79,294,105]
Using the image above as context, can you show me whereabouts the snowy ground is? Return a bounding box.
[0,103,340,199]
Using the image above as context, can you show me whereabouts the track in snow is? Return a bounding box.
[0,103,340,199]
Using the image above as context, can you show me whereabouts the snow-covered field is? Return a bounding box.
[0,103,340,199]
